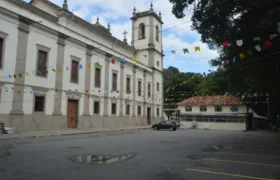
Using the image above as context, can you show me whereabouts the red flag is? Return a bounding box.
[264,40,272,48]
[222,42,229,48]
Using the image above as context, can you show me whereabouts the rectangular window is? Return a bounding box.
[112,73,117,91]
[215,106,223,112]
[157,108,160,116]
[126,77,131,93]
[138,106,141,116]
[94,101,100,114]
[157,82,160,91]
[0,37,3,69]
[95,68,101,88]
[111,103,117,115]
[185,106,192,112]
[200,106,207,112]
[34,96,45,112]
[148,84,151,97]
[138,81,142,96]
[230,106,238,112]
[126,105,130,115]
[37,50,48,77]
[71,60,79,83]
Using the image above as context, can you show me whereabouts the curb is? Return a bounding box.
[0,127,151,140]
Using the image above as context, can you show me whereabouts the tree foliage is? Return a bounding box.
[169,0,280,119]
[163,66,228,104]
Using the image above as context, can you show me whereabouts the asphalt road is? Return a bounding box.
[1,129,280,180]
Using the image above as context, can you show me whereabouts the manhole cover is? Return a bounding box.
[67,146,82,149]
[69,153,136,165]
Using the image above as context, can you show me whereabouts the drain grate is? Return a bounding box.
[69,153,136,165]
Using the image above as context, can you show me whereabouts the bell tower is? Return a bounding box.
[131,3,164,71]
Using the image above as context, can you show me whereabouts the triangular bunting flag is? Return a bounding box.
[111,59,116,64]
[236,40,243,46]
[95,62,101,67]
[121,58,126,63]
[194,46,200,52]
[270,34,278,39]
[132,56,137,62]
[255,45,261,52]
[240,53,245,60]
[79,64,83,69]
[233,57,237,64]
[58,67,62,72]
[208,43,215,50]
[25,72,30,76]
[171,50,176,54]
[13,74,17,78]
[87,63,91,69]
[264,40,272,48]
[222,42,229,48]
[183,48,189,54]
[18,73,22,78]
[253,37,261,41]
[247,50,253,56]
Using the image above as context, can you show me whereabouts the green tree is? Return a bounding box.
[169,0,280,120]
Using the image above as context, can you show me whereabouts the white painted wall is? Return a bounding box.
[178,105,247,114]
[0,13,18,114]
[153,20,162,53]
[61,40,87,116]
[196,122,246,131]
[0,0,164,119]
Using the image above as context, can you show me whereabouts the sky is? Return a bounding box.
[25,0,219,73]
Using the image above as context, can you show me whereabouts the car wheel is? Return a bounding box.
[154,126,157,130]
[170,127,173,131]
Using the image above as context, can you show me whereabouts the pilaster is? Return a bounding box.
[53,33,68,115]
[11,17,30,115]
[83,45,94,116]
[103,53,111,116]
[119,63,124,116]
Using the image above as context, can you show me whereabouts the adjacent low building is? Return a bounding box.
[177,96,247,131]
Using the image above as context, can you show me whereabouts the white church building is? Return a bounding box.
[0,0,164,131]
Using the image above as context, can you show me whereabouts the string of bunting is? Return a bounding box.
[0,84,163,103]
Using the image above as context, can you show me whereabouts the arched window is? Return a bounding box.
[156,25,159,42]
[139,23,145,39]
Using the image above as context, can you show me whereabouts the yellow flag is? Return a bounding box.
[25,72,30,76]
[195,46,200,52]
[92,90,95,92]
[87,63,91,69]
[58,67,62,72]
[132,56,137,61]
[240,53,245,60]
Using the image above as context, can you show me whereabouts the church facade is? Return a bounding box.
[0,0,164,131]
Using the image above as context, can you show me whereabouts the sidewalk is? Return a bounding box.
[0,125,151,140]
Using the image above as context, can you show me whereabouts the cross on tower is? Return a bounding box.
[123,30,128,43]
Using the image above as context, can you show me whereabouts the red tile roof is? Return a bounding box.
[177,96,244,106]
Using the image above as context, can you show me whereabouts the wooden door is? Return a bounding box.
[67,99,78,128]
[147,107,151,125]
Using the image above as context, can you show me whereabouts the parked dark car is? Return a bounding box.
[152,121,177,131]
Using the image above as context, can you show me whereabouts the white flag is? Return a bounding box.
[236,40,243,46]
[255,45,261,52]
